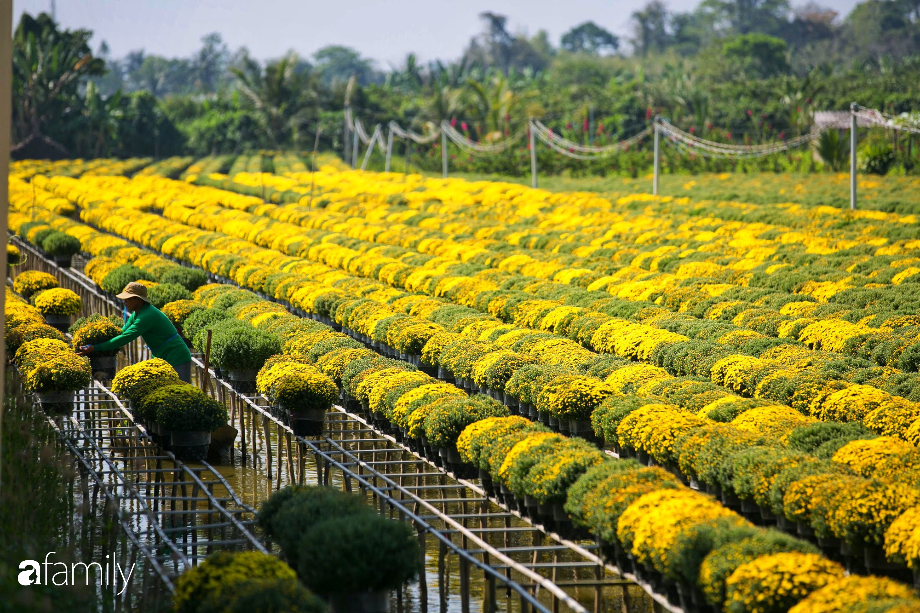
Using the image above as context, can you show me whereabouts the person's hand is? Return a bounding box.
[77,345,95,356]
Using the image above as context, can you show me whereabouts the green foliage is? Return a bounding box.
[146,282,193,309]
[40,232,81,257]
[296,513,420,594]
[172,551,315,613]
[100,264,154,294]
[144,383,228,431]
[183,307,230,344]
[786,421,876,455]
[158,266,208,291]
[858,138,896,175]
[259,486,370,569]
[817,130,849,172]
[209,325,281,371]
[698,531,820,607]
[721,34,789,78]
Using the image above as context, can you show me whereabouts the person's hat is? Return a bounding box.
[116,282,150,303]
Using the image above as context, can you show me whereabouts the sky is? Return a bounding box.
[14,0,863,66]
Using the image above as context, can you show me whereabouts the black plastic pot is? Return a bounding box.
[328,590,389,613]
[170,430,211,461]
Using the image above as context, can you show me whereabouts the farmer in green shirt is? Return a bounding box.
[77,282,193,383]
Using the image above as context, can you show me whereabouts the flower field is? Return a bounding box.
[9,155,920,612]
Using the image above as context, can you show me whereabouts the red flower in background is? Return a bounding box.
[583,119,589,131]
[461,122,468,131]
[566,121,573,129]
[726,131,732,139]
[689,126,696,133]
[450,118,457,127]
[646,108,653,120]
[747,109,753,116]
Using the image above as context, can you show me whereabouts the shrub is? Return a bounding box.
[144,384,227,431]
[786,421,876,455]
[6,322,67,354]
[161,300,205,329]
[7,243,22,266]
[259,486,370,569]
[698,531,821,608]
[272,370,338,413]
[111,358,182,405]
[564,460,642,528]
[521,440,606,504]
[786,575,919,613]
[423,395,509,450]
[158,266,208,291]
[146,283,192,309]
[210,326,281,371]
[724,552,844,613]
[12,270,59,299]
[296,513,420,594]
[24,353,92,393]
[71,315,122,357]
[32,288,82,316]
[14,338,70,373]
[100,264,153,294]
[172,551,315,613]
[183,308,231,344]
[456,415,534,470]
[40,232,81,257]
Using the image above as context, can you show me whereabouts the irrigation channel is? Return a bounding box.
[11,237,677,613]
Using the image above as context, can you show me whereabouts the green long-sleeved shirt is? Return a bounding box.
[95,303,191,367]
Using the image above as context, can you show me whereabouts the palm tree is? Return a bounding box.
[230,51,319,147]
[11,12,105,147]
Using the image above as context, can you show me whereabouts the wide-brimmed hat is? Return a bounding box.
[116,281,151,303]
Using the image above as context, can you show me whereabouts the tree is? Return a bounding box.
[191,33,230,93]
[313,45,377,86]
[561,21,619,55]
[700,0,791,35]
[722,33,791,77]
[230,51,319,147]
[630,1,670,56]
[11,12,105,148]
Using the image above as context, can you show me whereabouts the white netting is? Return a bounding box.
[657,122,818,159]
[389,121,441,144]
[531,120,650,160]
[441,122,526,154]
[854,105,920,135]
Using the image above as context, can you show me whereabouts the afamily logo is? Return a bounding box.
[17,552,136,595]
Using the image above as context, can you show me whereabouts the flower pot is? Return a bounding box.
[437,367,454,382]
[500,484,517,510]
[227,368,259,393]
[523,494,539,518]
[329,590,389,613]
[34,390,74,411]
[538,410,550,426]
[44,313,72,332]
[90,355,118,380]
[53,254,73,268]
[288,407,326,437]
[170,430,211,462]
[479,469,494,496]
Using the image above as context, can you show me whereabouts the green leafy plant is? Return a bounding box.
[209,325,281,371]
[40,232,81,257]
[259,486,371,570]
[816,130,849,172]
[146,282,193,309]
[296,513,420,595]
[70,314,122,357]
[100,264,153,294]
[172,551,321,613]
[183,307,230,344]
[144,383,228,431]
[158,266,208,291]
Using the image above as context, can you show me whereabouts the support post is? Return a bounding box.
[653,116,660,196]
[343,108,351,163]
[405,140,410,173]
[529,120,538,189]
[0,0,12,498]
[360,129,376,171]
[352,128,359,169]
[441,127,448,178]
[385,128,394,172]
[850,102,857,211]
[589,104,595,146]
